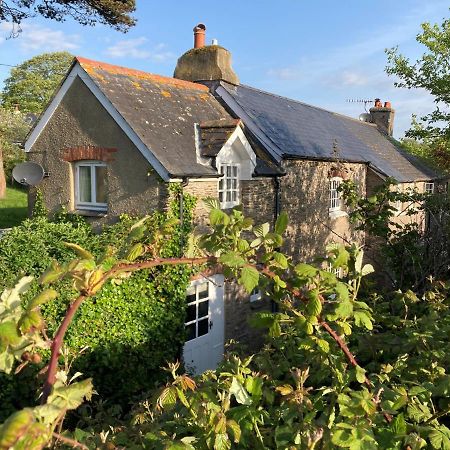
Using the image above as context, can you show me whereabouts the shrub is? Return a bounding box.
[0,186,196,419]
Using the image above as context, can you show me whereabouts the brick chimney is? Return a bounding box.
[369,99,395,136]
[174,23,239,85]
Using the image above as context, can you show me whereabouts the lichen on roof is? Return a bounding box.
[76,56,209,92]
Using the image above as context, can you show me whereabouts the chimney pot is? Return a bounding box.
[384,101,391,108]
[374,98,382,108]
[193,23,206,49]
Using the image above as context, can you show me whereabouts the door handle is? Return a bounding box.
[209,321,213,330]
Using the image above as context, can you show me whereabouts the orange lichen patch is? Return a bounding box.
[198,93,210,102]
[76,56,209,92]
[161,90,172,98]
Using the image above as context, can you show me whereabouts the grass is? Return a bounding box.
[0,186,28,228]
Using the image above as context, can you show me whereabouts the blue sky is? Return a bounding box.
[0,0,449,138]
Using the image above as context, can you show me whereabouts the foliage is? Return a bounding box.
[0,186,197,420]
[340,179,450,291]
[386,16,450,141]
[0,107,28,187]
[1,199,450,449]
[0,186,27,228]
[1,52,73,113]
[0,0,136,32]
[31,189,48,218]
[386,14,450,174]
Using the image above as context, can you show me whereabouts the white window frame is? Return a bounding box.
[184,279,211,342]
[327,262,343,279]
[218,163,240,209]
[329,177,344,215]
[425,182,435,194]
[74,161,107,211]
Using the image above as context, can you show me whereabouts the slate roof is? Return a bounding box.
[214,82,439,182]
[76,57,230,177]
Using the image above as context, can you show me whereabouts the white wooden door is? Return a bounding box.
[183,275,224,375]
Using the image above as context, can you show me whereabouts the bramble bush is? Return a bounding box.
[0,185,449,449]
[0,184,196,420]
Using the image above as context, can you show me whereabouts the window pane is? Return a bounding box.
[198,283,209,299]
[198,318,208,337]
[226,191,231,202]
[219,192,223,202]
[78,166,92,203]
[232,166,238,177]
[186,285,196,303]
[186,304,196,323]
[226,166,232,177]
[95,166,107,204]
[185,323,196,341]
[198,300,209,318]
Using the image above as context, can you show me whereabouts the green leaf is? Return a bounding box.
[18,310,44,333]
[210,208,229,226]
[64,242,94,260]
[429,426,450,449]
[245,376,263,398]
[254,223,270,238]
[28,288,58,310]
[219,252,245,268]
[230,377,252,405]
[47,378,94,411]
[361,264,374,276]
[294,263,318,278]
[334,300,353,319]
[0,408,35,449]
[390,413,406,435]
[354,311,373,330]
[272,252,288,269]
[307,290,322,317]
[227,419,241,443]
[0,321,21,351]
[355,365,366,384]
[126,243,145,261]
[274,211,288,235]
[214,433,231,450]
[0,351,15,374]
[239,266,259,293]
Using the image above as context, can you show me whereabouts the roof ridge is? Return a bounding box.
[232,82,377,128]
[76,56,209,92]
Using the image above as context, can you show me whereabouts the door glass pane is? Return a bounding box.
[185,323,196,341]
[198,283,209,299]
[95,166,107,204]
[78,166,92,203]
[198,318,208,337]
[232,166,237,177]
[186,285,196,303]
[186,304,196,323]
[198,300,209,319]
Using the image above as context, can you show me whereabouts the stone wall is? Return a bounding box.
[279,160,366,263]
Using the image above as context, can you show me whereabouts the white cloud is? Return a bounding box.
[0,23,81,52]
[105,38,174,62]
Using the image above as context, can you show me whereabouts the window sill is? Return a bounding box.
[329,209,348,219]
[71,209,108,218]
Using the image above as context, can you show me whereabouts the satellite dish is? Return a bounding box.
[359,113,371,123]
[12,162,45,186]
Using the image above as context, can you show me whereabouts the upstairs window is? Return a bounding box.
[329,177,343,213]
[218,164,239,209]
[75,161,107,211]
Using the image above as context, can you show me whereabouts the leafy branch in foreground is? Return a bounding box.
[1,201,450,449]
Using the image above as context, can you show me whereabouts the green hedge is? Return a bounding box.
[0,185,196,419]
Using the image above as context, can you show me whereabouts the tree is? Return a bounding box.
[386,17,450,140]
[386,16,450,173]
[1,52,74,113]
[0,0,136,32]
[0,108,28,198]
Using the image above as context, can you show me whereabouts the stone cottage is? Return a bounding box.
[25,24,441,373]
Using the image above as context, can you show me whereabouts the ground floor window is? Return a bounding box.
[75,161,107,211]
[185,281,210,342]
[329,177,343,213]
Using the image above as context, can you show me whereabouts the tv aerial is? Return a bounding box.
[346,99,374,123]
[12,162,45,186]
